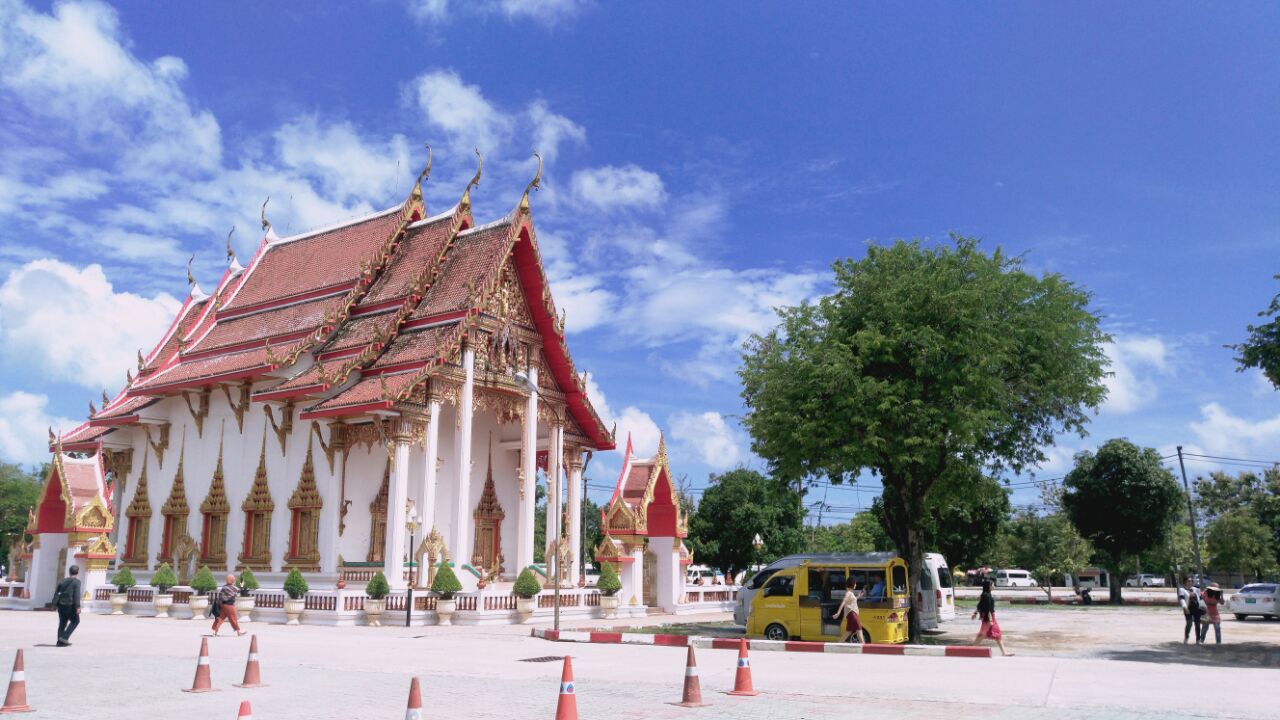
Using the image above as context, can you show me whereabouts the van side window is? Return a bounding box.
[749,569,779,590]
[937,567,952,588]
[764,575,794,598]
[892,565,908,594]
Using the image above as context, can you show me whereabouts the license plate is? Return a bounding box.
[1246,598,1256,604]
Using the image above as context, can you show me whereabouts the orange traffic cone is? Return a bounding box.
[235,700,253,719]
[234,635,266,688]
[182,637,219,693]
[0,649,32,713]
[725,638,759,697]
[405,677,423,720]
[670,645,708,708]
[554,656,577,720]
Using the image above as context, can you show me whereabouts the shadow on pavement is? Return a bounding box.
[1100,641,1280,668]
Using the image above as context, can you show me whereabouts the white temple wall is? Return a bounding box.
[339,442,385,566]
[431,402,461,561]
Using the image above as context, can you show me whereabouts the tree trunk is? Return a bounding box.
[905,525,924,644]
[1108,563,1124,605]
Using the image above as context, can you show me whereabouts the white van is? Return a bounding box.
[995,568,1036,587]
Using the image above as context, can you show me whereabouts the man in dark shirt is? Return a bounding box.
[54,565,82,646]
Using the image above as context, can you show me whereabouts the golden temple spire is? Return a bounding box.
[260,197,272,232]
[519,150,542,211]
[186,254,196,287]
[137,349,145,372]
[411,143,433,200]
[461,148,484,208]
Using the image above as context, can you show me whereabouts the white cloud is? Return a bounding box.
[1189,402,1280,460]
[570,165,666,211]
[0,259,181,390]
[1102,335,1170,414]
[406,0,590,25]
[0,391,76,465]
[549,274,615,333]
[582,372,661,459]
[670,411,742,469]
[410,69,514,156]
[527,101,585,163]
[274,117,411,203]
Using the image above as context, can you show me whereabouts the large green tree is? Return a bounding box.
[1,460,43,563]
[1231,275,1280,389]
[1206,509,1278,582]
[739,237,1108,639]
[688,469,804,577]
[1001,510,1092,599]
[806,510,893,554]
[1062,439,1183,603]
[916,468,1011,570]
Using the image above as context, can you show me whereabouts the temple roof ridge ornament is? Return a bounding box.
[409,143,432,208]
[186,254,208,302]
[261,196,281,242]
[518,150,542,212]
[226,226,244,274]
[460,148,483,210]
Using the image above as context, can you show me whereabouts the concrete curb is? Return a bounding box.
[531,628,992,658]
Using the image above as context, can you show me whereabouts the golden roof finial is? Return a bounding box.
[520,150,542,210]
[260,196,272,231]
[102,390,110,408]
[137,349,145,372]
[464,149,484,197]
[186,254,196,287]
[126,368,134,385]
[225,226,236,263]
[415,143,433,189]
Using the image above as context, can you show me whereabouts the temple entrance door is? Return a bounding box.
[472,518,499,573]
[643,549,657,606]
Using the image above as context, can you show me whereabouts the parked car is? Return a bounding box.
[1228,583,1278,620]
[994,568,1037,588]
[1124,574,1167,588]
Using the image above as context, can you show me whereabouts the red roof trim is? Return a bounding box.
[252,383,330,402]
[317,346,364,363]
[62,440,104,453]
[299,400,394,420]
[181,329,314,362]
[352,298,406,316]
[128,364,274,395]
[88,415,139,427]
[402,309,469,331]
[216,281,356,321]
[363,360,431,377]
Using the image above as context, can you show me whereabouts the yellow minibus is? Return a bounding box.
[746,557,910,644]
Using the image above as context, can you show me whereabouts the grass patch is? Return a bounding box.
[613,621,741,637]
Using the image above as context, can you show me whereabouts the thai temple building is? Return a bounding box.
[14,154,670,616]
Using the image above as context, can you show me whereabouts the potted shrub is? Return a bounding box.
[151,563,178,618]
[236,570,259,623]
[188,566,217,620]
[430,564,463,626]
[108,566,135,615]
[364,571,390,627]
[597,562,623,619]
[282,568,308,625]
[513,568,542,623]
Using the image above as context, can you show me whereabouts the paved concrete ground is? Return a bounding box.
[2,608,1277,719]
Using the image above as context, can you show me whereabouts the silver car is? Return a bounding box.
[1228,583,1278,620]
[1124,574,1167,588]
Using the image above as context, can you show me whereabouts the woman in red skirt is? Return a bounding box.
[836,576,864,644]
[970,580,1013,656]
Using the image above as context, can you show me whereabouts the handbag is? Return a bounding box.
[987,612,1003,639]
[210,592,223,619]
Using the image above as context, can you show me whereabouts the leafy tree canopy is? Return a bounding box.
[1231,275,1280,389]
[1062,439,1183,602]
[1206,509,1278,581]
[688,469,804,577]
[740,237,1108,634]
[806,510,893,554]
[1,459,43,562]
[1001,510,1092,595]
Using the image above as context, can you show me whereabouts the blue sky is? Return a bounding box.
[1,1,1278,522]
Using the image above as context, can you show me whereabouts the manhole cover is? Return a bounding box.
[520,656,565,663]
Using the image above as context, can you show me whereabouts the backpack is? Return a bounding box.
[1186,589,1200,613]
[210,592,223,618]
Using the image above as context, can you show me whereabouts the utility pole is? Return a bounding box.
[1175,446,1206,582]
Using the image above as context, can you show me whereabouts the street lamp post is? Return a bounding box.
[514,369,563,635]
[752,533,764,578]
[405,505,420,628]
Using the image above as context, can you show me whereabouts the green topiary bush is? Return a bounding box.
[365,571,390,600]
[283,568,309,599]
[151,563,177,594]
[237,569,260,596]
[597,562,622,596]
[189,566,218,594]
[430,564,463,599]
[513,568,542,599]
[110,566,136,593]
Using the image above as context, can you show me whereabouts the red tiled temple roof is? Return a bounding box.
[222,208,402,312]
[58,423,112,450]
[191,294,345,355]
[305,371,419,416]
[131,341,303,393]
[321,310,396,355]
[369,327,448,370]
[359,212,456,307]
[412,220,512,320]
[90,394,156,424]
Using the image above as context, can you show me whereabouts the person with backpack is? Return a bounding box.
[211,573,246,636]
[1179,576,1204,644]
[53,565,82,646]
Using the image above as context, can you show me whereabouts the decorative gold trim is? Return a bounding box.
[143,422,170,470]
[182,387,211,438]
[220,382,251,432]
[264,401,294,454]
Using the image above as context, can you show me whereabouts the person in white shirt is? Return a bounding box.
[835,577,864,644]
[1178,576,1204,644]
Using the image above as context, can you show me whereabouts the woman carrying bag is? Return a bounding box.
[835,576,865,644]
[971,580,1014,656]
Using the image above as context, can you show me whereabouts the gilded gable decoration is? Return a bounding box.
[220,382,251,432]
[122,454,152,567]
[286,433,323,570]
[182,387,212,438]
[157,432,191,563]
[143,422,170,469]
[264,401,294,454]
[238,430,275,571]
[200,426,231,566]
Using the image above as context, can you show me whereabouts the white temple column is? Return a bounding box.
[546,421,564,585]
[420,400,442,538]
[565,447,583,586]
[517,366,538,573]
[452,347,475,569]
[318,422,343,576]
[384,427,412,589]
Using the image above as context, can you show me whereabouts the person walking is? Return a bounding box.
[53,565,82,646]
[211,574,246,636]
[1179,576,1204,644]
[1199,582,1223,645]
[970,580,1013,656]
[835,576,864,643]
